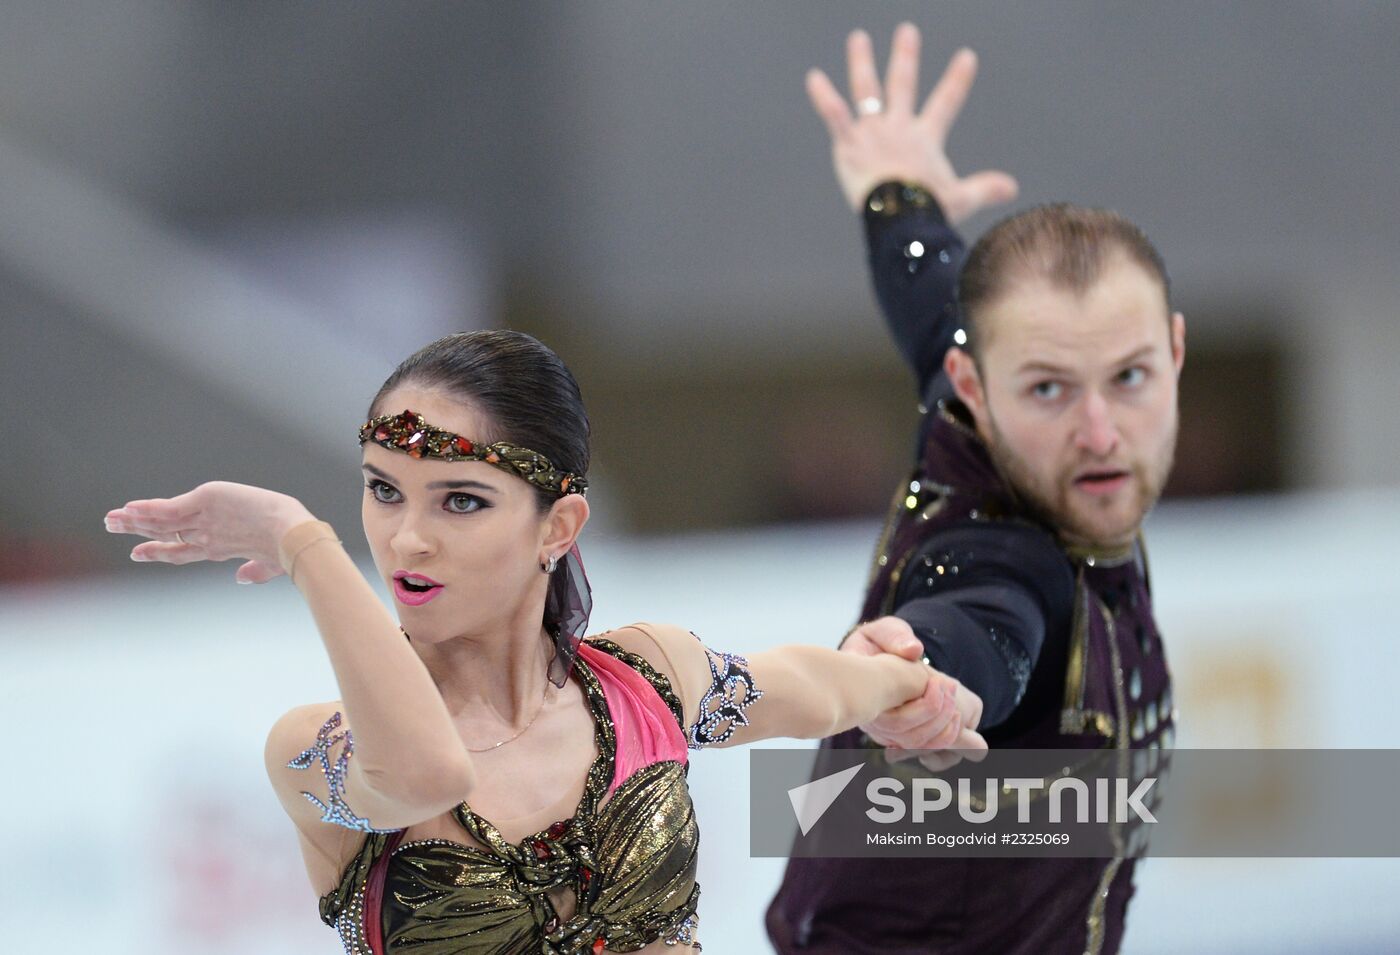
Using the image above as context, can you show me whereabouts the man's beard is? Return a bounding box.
[982,409,1177,551]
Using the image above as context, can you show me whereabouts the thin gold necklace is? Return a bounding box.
[402,627,561,752]
[464,683,554,752]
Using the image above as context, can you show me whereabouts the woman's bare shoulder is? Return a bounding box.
[589,623,716,727]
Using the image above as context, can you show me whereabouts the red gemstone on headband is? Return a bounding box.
[373,425,391,442]
[532,839,552,860]
[560,477,571,491]
[407,431,426,448]
[452,436,474,455]
[485,451,501,464]
[547,820,567,838]
[592,937,605,953]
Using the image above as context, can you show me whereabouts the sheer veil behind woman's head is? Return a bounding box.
[544,543,592,687]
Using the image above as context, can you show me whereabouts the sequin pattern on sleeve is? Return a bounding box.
[687,638,764,749]
[288,711,397,833]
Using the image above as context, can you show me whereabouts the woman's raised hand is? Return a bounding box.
[105,481,315,584]
[806,22,1018,223]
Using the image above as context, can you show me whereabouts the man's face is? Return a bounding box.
[951,254,1185,551]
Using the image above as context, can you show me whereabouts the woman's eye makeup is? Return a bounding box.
[366,479,402,503]
[445,493,486,514]
[365,478,488,514]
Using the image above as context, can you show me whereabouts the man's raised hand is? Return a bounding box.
[806,22,1018,224]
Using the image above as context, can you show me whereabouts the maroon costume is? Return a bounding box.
[765,184,1174,955]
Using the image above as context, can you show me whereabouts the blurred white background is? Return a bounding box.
[6,494,1400,952]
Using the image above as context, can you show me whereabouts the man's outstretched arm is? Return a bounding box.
[807,23,1018,395]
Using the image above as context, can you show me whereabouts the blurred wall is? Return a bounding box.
[0,2,1397,561]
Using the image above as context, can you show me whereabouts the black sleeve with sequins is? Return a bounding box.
[890,521,1076,729]
[862,182,965,407]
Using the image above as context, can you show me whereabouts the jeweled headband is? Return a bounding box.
[359,409,587,497]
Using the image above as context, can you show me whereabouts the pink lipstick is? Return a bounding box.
[393,571,444,606]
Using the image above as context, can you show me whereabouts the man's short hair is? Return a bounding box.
[956,203,1170,357]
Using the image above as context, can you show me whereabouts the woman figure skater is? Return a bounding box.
[105,330,984,953]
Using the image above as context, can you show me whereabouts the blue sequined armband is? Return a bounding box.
[688,640,764,749]
[287,711,397,833]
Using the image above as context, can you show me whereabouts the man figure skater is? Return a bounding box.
[771,24,1182,954]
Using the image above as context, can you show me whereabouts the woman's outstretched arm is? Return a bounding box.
[602,622,985,754]
[107,481,475,838]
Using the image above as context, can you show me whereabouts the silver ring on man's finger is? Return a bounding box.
[857,96,883,116]
[175,530,187,545]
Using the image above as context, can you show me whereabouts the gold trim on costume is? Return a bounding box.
[1060,570,1090,732]
[865,473,915,592]
[1082,600,1132,955]
[867,473,955,614]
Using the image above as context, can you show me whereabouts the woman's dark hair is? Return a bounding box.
[370,330,590,512]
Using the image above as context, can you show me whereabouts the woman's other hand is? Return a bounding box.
[105,481,314,584]
[841,615,987,765]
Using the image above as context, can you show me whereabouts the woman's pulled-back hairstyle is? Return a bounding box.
[369,330,590,512]
[956,203,1170,359]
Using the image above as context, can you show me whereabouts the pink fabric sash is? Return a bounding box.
[576,642,688,794]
